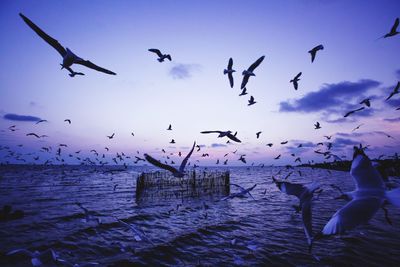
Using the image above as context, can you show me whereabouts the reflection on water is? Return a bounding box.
[0,165,399,266]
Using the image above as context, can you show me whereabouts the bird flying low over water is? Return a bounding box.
[144,141,196,178]
[290,72,302,90]
[148,48,171,62]
[385,81,399,101]
[272,177,321,246]
[19,13,116,76]
[344,107,365,118]
[241,56,265,89]
[311,146,400,250]
[224,57,235,88]
[200,130,241,143]
[308,45,324,63]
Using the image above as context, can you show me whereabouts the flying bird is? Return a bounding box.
[248,96,256,106]
[107,133,115,139]
[290,72,302,90]
[35,119,47,124]
[148,48,171,62]
[239,87,248,96]
[379,17,399,39]
[360,98,371,107]
[240,56,265,89]
[144,141,196,178]
[314,122,321,129]
[170,139,176,144]
[266,143,273,147]
[221,184,257,201]
[19,13,116,76]
[274,154,281,160]
[200,130,241,143]
[352,123,364,132]
[64,119,71,124]
[167,124,172,130]
[224,57,235,88]
[280,141,288,145]
[385,81,400,101]
[256,131,262,139]
[324,135,332,140]
[344,107,365,118]
[308,44,324,63]
[26,133,40,138]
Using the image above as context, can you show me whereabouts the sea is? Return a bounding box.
[0,165,400,266]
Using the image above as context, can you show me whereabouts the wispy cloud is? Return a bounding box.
[383,117,400,122]
[3,113,41,122]
[279,79,380,122]
[169,63,201,80]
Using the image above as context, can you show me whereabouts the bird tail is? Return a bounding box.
[223,69,228,75]
[386,188,400,208]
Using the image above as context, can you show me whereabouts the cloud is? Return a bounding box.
[210,143,227,148]
[279,79,380,120]
[385,97,400,108]
[332,137,359,148]
[3,113,41,122]
[169,63,201,79]
[383,117,400,122]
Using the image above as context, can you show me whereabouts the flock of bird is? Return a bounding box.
[0,12,400,265]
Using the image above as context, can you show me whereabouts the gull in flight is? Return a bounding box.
[19,13,116,76]
[272,177,321,247]
[314,122,321,129]
[200,130,241,143]
[148,48,172,62]
[144,141,196,177]
[308,45,324,63]
[385,81,399,101]
[224,57,235,88]
[378,17,399,39]
[240,56,265,89]
[248,95,256,106]
[239,87,248,96]
[221,184,257,200]
[114,217,154,244]
[344,107,365,118]
[359,98,371,107]
[311,146,400,249]
[290,72,302,90]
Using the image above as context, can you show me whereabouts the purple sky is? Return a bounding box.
[0,0,399,166]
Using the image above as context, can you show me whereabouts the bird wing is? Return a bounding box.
[228,73,234,88]
[230,183,246,191]
[390,18,399,33]
[322,197,382,235]
[240,75,250,89]
[247,56,265,72]
[148,48,163,57]
[277,181,306,198]
[226,133,241,143]
[179,141,196,172]
[74,58,116,75]
[144,153,179,174]
[350,154,385,190]
[295,72,302,79]
[200,131,222,134]
[228,57,233,70]
[301,200,313,245]
[19,13,66,57]
[293,80,298,90]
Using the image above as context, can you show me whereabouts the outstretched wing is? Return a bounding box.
[390,17,399,33]
[148,48,163,57]
[230,183,246,191]
[309,50,316,63]
[294,72,302,79]
[227,57,233,70]
[200,131,222,134]
[144,153,178,174]
[74,58,116,75]
[226,133,241,143]
[301,200,313,245]
[247,55,265,72]
[19,13,66,57]
[228,73,234,88]
[179,141,196,172]
[241,75,249,89]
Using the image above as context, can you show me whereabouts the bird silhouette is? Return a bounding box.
[344,107,365,117]
[378,17,399,39]
[256,131,262,139]
[144,142,196,177]
[200,130,241,143]
[314,122,321,129]
[352,123,364,132]
[107,133,115,139]
[239,87,248,96]
[385,81,399,101]
[64,119,71,124]
[274,154,281,160]
[248,96,256,106]
[290,72,302,90]
[148,48,171,62]
[167,124,172,130]
[26,133,40,138]
[170,139,176,144]
[241,56,265,89]
[19,13,116,76]
[308,44,324,63]
[36,119,47,124]
[224,57,235,88]
[359,98,371,107]
[266,143,273,147]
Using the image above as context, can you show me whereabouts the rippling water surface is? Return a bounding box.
[1,165,400,266]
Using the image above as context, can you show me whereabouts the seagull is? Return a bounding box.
[274,154,281,160]
[240,55,265,89]
[280,141,288,145]
[290,72,302,90]
[256,131,262,139]
[379,17,399,39]
[75,202,101,225]
[167,124,172,130]
[314,122,321,129]
[272,177,321,246]
[7,248,58,267]
[107,133,115,139]
[308,44,324,63]
[238,155,246,164]
[221,184,257,200]
[170,139,176,144]
[148,48,171,62]
[36,119,47,124]
[385,81,400,101]
[359,98,371,107]
[311,146,400,250]
[248,96,256,106]
[324,135,332,140]
[144,141,196,178]
[352,123,364,132]
[344,107,365,118]
[266,143,273,147]
[19,13,116,76]
[64,119,71,124]
[224,58,235,88]
[239,87,248,96]
[26,133,40,138]
[200,130,241,143]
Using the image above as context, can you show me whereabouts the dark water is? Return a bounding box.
[1,165,400,266]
